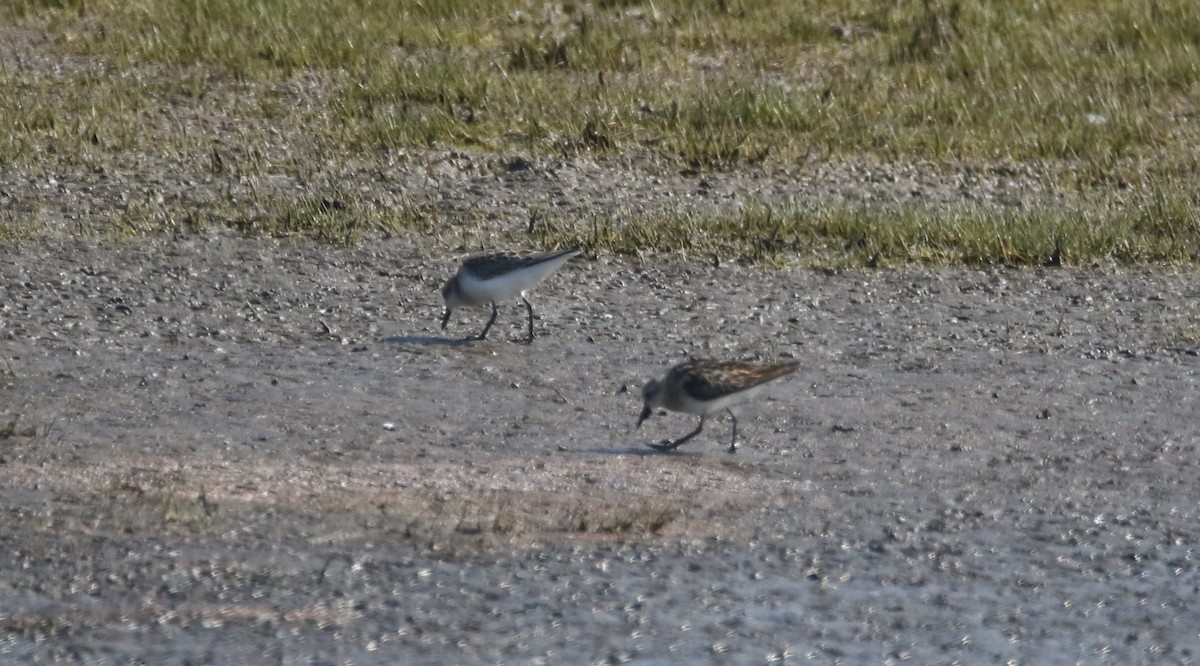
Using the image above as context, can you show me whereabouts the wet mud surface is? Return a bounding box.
[3,228,1200,663]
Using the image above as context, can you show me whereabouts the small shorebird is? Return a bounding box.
[637,359,800,453]
[441,248,581,343]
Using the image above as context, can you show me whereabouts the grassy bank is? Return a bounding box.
[534,186,1200,267]
[1,0,1199,265]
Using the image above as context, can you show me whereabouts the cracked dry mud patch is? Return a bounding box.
[2,231,1200,664]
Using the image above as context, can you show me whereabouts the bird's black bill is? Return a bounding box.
[637,405,651,428]
[440,309,451,330]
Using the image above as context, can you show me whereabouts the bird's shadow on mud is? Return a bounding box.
[383,335,476,347]
[581,445,704,457]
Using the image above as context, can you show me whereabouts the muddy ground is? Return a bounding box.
[2,150,1200,665]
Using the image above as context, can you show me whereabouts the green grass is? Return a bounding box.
[79,179,1200,267]
[2,0,1200,264]
[1166,315,1200,346]
[327,0,1200,175]
[0,211,35,242]
[6,0,1198,170]
[563,502,678,535]
[532,184,1200,267]
[0,415,53,439]
[101,187,437,244]
[181,191,433,245]
[103,476,219,525]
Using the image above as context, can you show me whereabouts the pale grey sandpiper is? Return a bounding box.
[440,248,581,343]
[637,359,801,453]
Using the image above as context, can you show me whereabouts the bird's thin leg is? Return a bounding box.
[476,302,499,340]
[649,415,706,451]
[521,294,535,343]
[726,409,739,454]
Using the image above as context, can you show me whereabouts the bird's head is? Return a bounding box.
[636,378,664,428]
[440,277,460,329]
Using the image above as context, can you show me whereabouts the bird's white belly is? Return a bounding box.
[456,269,529,305]
[456,258,571,306]
[672,385,763,415]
